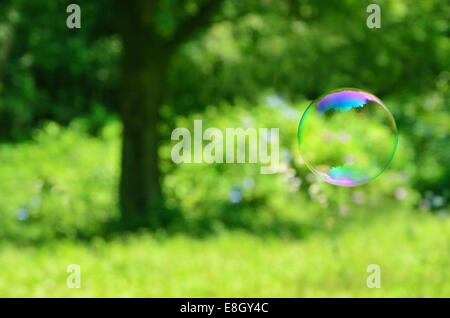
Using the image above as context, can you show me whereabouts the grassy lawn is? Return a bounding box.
[0,210,448,297]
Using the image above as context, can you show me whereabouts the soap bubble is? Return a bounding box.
[297,88,397,186]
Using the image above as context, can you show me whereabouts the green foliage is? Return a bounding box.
[1,0,446,138]
[0,121,120,242]
[390,81,450,195]
[0,0,118,140]
[168,0,448,113]
[160,96,427,236]
[0,83,446,241]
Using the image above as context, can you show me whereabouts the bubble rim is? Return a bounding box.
[297,87,398,187]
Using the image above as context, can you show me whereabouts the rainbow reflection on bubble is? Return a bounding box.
[297,88,398,187]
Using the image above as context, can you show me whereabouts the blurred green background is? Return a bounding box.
[0,0,448,297]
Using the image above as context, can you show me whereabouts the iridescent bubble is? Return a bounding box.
[297,88,397,187]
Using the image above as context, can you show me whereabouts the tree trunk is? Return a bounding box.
[119,56,168,228]
[114,0,222,229]
[116,2,170,228]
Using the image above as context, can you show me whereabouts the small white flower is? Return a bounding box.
[394,187,407,201]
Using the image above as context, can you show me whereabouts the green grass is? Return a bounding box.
[0,209,448,297]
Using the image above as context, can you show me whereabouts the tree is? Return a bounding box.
[113,0,224,227]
